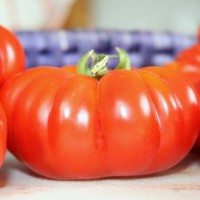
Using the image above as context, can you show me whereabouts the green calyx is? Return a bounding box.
[77,48,131,79]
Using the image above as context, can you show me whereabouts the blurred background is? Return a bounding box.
[0,0,199,68]
[0,0,199,35]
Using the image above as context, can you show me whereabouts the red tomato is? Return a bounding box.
[0,103,7,168]
[171,43,200,88]
[0,26,25,85]
[62,65,77,74]
[0,26,19,168]
[177,44,200,65]
[165,61,200,93]
[166,43,200,151]
[0,62,199,179]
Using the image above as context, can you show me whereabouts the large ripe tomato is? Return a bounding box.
[0,49,199,180]
[0,103,7,168]
[0,26,25,85]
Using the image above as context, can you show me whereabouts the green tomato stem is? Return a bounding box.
[77,48,131,79]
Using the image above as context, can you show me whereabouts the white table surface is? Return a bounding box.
[0,152,200,200]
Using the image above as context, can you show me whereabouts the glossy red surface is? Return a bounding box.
[1,66,199,179]
[0,26,25,84]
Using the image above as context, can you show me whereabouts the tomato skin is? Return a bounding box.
[0,26,18,168]
[177,44,200,65]
[0,103,7,168]
[166,61,200,94]
[0,66,199,180]
[168,44,200,88]
[0,26,25,85]
[166,44,200,151]
[62,66,77,74]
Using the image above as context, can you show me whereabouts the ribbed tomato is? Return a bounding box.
[166,43,200,151]
[166,30,200,91]
[0,49,199,180]
[0,26,22,168]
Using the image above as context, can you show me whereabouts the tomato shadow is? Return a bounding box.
[162,153,200,174]
[1,152,200,183]
[0,165,8,188]
[150,152,200,178]
[112,152,200,181]
[1,152,44,182]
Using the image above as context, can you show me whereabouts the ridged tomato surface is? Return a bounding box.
[0,66,199,179]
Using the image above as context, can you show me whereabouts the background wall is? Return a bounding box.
[0,0,199,36]
[91,0,200,35]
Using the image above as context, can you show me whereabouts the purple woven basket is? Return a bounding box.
[15,29,196,69]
